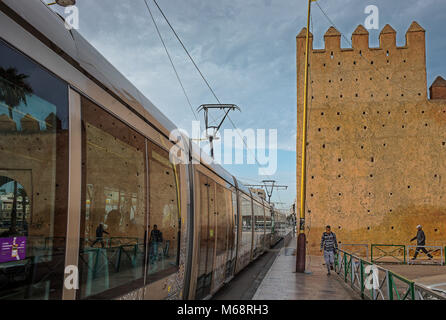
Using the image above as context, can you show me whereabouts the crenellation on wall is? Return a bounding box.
[430,76,446,100]
[297,21,425,53]
[297,21,429,108]
[324,26,341,50]
[296,27,313,54]
[379,24,397,49]
[21,114,40,132]
[352,25,369,50]
[405,21,426,48]
[0,114,16,131]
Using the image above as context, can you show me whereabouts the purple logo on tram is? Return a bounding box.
[0,237,26,263]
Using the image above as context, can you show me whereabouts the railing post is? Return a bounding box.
[410,282,415,300]
[351,257,354,287]
[387,271,393,300]
[334,251,338,272]
[360,260,364,299]
[441,247,446,265]
[406,246,410,265]
[132,244,138,267]
[116,246,122,272]
[344,253,347,282]
[403,245,406,264]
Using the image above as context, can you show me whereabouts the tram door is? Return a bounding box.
[195,174,216,299]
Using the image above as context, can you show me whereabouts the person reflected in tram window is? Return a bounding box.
[149,224,163,264]
[320,225,338,276]
[91,222,109,248]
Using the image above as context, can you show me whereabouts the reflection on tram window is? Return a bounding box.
[195,173,214,300]
[147,143,180,279]
[239,195,252,267]
[0,40,69,299]
[225,190,238,277]
[0,178,30,239]
[212,184,231,291]
[79,97,146,299]
[264,210,272,247]
[253,203,264,256]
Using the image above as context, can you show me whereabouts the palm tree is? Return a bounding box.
[0,67,33,120]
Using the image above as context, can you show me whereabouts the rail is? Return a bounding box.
[370,244,406,264]
[334,249,446,300]
[339,243,368,259]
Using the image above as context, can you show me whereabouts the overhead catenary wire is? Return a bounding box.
[151,0,267,171]
[151,0,222,127]
[152,0,221,108]
[143,0,199,123]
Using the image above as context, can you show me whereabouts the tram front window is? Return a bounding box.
[0,39,69,299]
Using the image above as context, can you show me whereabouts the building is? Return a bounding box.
[249,188,267,201]
[296,22,446,253]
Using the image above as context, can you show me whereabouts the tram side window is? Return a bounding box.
[264,209,271,233]
[147,142,180,278]
[240,195,252,255]
[79,97,146,299]
[228,190,238,265]
[0,40,69,299]
[254,204,264,250]
[229,190,237,254]
[216,184,229,255]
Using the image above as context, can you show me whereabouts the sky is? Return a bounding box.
[48,0,446,209]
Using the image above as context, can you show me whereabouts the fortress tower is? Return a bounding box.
[296,22,446,253]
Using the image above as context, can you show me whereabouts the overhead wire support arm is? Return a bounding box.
[245,180,288,204]
[197,104,241,159]
[197,104,241,132]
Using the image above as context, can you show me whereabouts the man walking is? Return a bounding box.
[320,225,338,275]
[410,225,433,260]
[91,222,109,248]
[149,224,163,264]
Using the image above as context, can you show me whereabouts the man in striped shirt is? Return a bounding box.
[320,225,338,275]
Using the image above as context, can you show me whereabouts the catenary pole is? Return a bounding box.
[296,0,313,273]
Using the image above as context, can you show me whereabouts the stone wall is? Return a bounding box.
[296,22,446,253]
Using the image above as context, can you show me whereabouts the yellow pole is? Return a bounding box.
[296,0,312,273]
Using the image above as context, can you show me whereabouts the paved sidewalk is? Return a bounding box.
[253,238,359,300]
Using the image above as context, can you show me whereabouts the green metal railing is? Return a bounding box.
[370,244,406,264]
[334,249,445,300]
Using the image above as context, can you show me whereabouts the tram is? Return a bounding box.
[0,0,293,299]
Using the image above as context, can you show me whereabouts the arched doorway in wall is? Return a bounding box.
[0,174,31,238]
